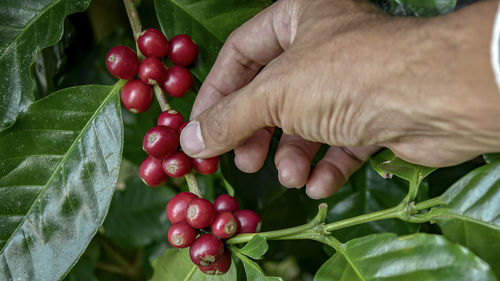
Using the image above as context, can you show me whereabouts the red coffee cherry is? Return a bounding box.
[162,65,193,98]
[189,234,224,267]
[199,249,232,275]
[120,79,153,113]
[178,121,188,134]
[139,57,167,85]
[186,198,216,229]
[166,192,198,224]
[168,221,197,248]
[106,46,139,79]
[192,156,219,175]
[213,194,239,213]
[234,210,262,234]
[211,212,238,239]
[162,151,192,178]
[168,34,199,66]
[137,28,169,58]
[157,109,184,131]
[143,126,179,158]
[140,156,167,187]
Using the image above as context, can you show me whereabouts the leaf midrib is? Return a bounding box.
[0,82,123,254]
[433,208,500,230]
[0,0,64,59]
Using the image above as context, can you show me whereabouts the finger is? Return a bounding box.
[305,145,379,199]
[234,127,274,173]
[190,0,296,118]
[274,135,321,188]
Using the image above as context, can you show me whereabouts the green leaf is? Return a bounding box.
[370,149,435,184]
[239,235,269,260]
[314,233,496,281]
[0,82,125,280]
[371,0,457,16]
[427,161,500,277]
[102,175,176,248]
[233,250,283,281]
[63,239,100,281]
[483,153,500,164]
[0,0,91,131]
[155,0,272,81]
[150,248,237,281]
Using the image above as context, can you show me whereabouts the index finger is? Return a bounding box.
[190,0,297,119]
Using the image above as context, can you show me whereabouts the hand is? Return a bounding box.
[180,0,500,199]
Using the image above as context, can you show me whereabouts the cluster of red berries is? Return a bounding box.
[139,109,220,186]
[167,192,261,275]
[106,28,197,113]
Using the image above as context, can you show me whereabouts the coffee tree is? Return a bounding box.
[1,0,499,280]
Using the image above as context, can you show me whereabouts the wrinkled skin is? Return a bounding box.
[180,0,500,199]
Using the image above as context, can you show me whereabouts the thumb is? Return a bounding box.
[180,81,274,158]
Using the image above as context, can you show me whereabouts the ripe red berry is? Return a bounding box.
[157,109,184,130]
[168,222,197,248]
[162,65,193,98]
[143,126,179,158]
[213,194,239,213]
[186,198,216,229]
[178,121,188,134]
[211,212,238,239]
[199,249,232,275]
[120,79,153,113]
[168,34,199,66]
[166,192,198,224]
[162,151,192,178]
[106,46,139,79]
[189,234,224,267]
[140,156,167,187]
[139,57,167,85]
[192,156,219,175]
[137,28,169,58]
[234,210,262,234]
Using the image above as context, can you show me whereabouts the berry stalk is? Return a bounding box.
[123,0,143,57]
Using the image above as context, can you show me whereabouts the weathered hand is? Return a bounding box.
[180,0,500,199]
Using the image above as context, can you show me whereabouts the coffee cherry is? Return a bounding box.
[168,34,199,66]
[140,156,167,187]
[106,46,139,79]
[143,126,179,158]
[211,212,238,239]
[137,28,169,58]
[213,194,239,213]
[120,79,153,113]
[168,222,197,248]
[199,249,232,275]
[189,234,224,267]
[139,57,167,85]
[162,65,193,98]
[162,151,191,178]
[234,210,262,234]
[166,192,198,224]
[192,156,219,175]
[186,198,216,229]
[157,109,184,131]
[178,121,188,134]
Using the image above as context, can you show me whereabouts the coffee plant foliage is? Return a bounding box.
[1,0,498,280]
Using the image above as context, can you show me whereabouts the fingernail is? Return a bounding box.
[180,121,205,156]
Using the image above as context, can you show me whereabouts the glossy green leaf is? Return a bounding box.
[370,149,435,184]
[239,235,268,260]
[150,248,237,281]
[0,0,91,131]
[314,233,496,281]
[63,240,100,281]
[232,250,283,281]
[484,153,500,164]
[0,82,125,280]
[102,175,176,248]
[371,0,457,16]
[427,161,500,277]
[155,0,272,81]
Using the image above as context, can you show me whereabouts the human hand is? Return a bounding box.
[180,0,500,199]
